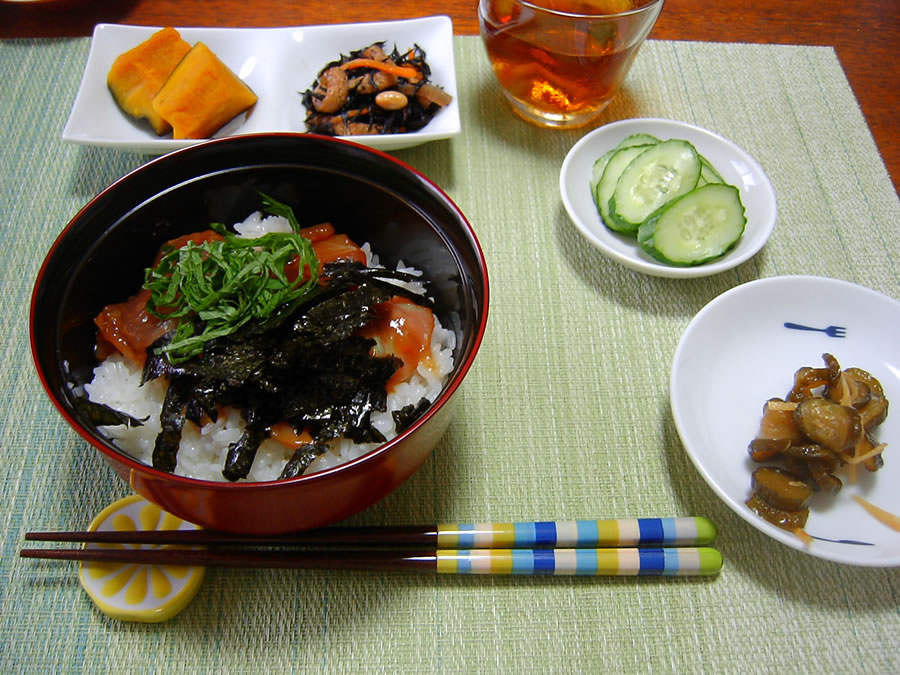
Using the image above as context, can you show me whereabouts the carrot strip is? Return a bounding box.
[792,528,814,546]
[340,58,421,82]
[840,442,887,465]
[852,496,900,531]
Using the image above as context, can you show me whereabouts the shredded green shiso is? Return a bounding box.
[143,193,320,363]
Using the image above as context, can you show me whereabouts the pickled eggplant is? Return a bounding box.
[787,357,840,402]
[745,494,809,531]
[793,398,862,454]
[841,367,889,432]
[807,462,843,495]
[746,353,889,534]
[754,398,804,443]
[782,443,841,473]
[747,437,791,462]
[750,467,813,511]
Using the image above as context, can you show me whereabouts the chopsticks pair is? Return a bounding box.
[21,517,722,577]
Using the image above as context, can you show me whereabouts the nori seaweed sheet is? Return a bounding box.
[279,442,329,480]
[141,261,435,481]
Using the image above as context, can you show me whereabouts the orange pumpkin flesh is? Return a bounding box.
[107,27,192,135]
[151,42,258,140]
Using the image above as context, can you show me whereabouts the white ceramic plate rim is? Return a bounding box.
[62,17,461,154]
[671,275,900,566]
[559,118,777,278]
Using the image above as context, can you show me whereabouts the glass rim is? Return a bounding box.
[508,0,665,20]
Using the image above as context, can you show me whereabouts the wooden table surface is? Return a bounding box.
[3,0,897,193]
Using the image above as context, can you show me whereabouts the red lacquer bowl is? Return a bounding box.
[30,133,489,534]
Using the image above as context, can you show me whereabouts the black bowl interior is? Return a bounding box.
[32,134,487,460]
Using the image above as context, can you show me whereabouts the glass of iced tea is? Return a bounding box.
[478,0,664,128]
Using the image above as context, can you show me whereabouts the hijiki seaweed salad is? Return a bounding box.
[79,193,455,482]
[301,42,453,136]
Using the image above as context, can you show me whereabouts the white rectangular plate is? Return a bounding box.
[62,17,460,154]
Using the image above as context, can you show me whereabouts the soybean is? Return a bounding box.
[374,90,408,111]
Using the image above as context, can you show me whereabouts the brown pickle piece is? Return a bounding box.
[786,367,830,401]
[806,460,843,495]
[863,453,885,472]
[827,373,871,408]
[782,443,841,473]
[856,433,886,473]
[746,494,809,531]
[755,398,804,442]
[748,437,792,462]
[781,455,811,482]
[843,368,889,432]
[793,397,862,453]
[787,354,841,402]
[750,466,814,511]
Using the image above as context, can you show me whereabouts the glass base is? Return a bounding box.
[503,93,610,129]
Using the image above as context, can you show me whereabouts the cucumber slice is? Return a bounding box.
[590,149,615,210]
[699,155,724,184]
[637,183,746,266]
[615,133,660,149]
[608,139,701,231]
[594,144,654,233]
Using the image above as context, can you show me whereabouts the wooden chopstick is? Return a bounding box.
[19,546,723,576]
[24,525,435,547]
[24,517,717,549]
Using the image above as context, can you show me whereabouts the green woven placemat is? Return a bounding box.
[0,35,898,673]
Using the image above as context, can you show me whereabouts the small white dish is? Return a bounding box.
[671,276,900,566]
[559,118,777,278]
[62,17,460,154]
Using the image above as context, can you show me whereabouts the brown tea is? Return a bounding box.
[479,0,662,127]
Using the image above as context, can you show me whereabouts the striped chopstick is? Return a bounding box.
[436,517,716,549]
[21,518,721,576]
[24,517,716,548]
[19,546,722,576]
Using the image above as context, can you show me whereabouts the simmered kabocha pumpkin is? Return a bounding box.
[107,27,191,135]
[107,28,257,139]
[151,43,258,140]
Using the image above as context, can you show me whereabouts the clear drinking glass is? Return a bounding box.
[478,0,664,128]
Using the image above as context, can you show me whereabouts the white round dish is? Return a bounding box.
[671,276,900,566]
[62,17,460,154]
[559,118,777,278]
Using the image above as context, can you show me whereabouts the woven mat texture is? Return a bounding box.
[0,34,898,673]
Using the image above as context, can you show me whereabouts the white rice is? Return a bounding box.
[83,213,455,482]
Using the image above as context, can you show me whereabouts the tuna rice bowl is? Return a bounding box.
[77,193,455,483]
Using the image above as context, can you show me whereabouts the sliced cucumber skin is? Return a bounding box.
[616,133,660,149]
[637,183,746,266]
[593,144,654,234]
[608,139,701,231]
[699,155,724,185]
[590,149,616,210]
[592,135,660,197]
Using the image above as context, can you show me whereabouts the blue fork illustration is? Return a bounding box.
[783,322,846,338]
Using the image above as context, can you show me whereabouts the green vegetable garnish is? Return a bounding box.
[143,193,320,363]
